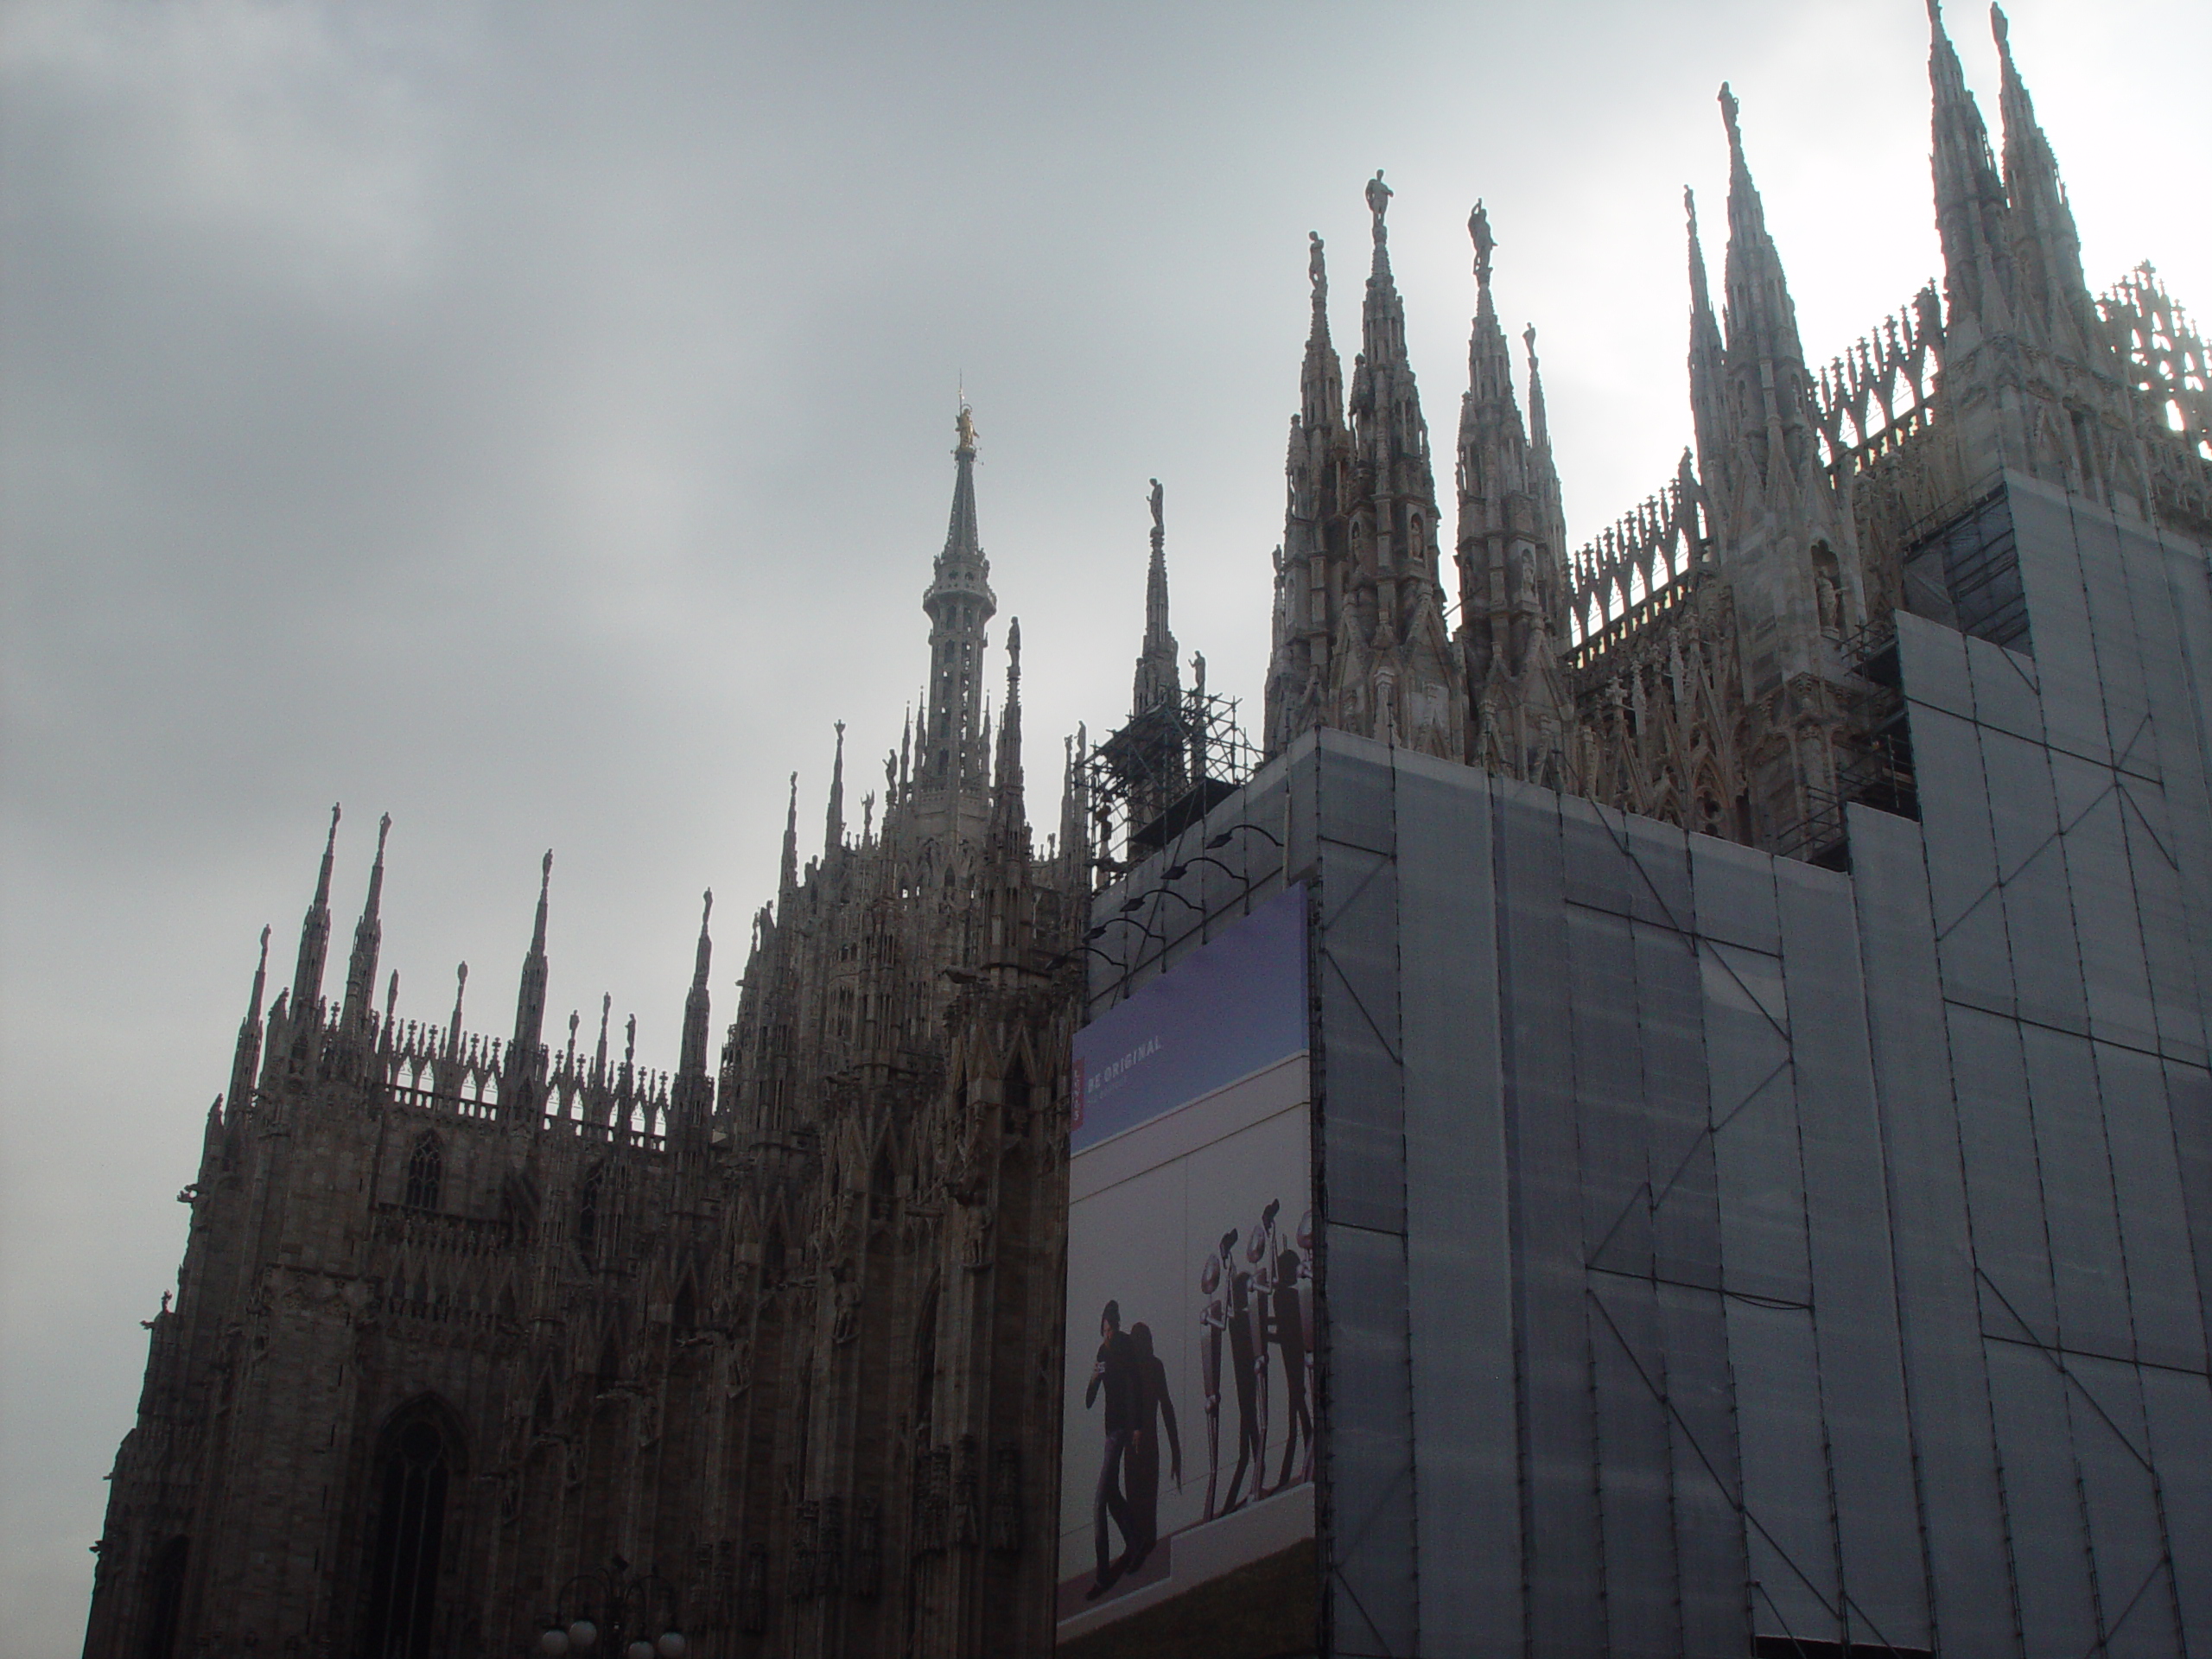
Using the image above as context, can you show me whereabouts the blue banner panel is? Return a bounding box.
[1073,885,1310,1154]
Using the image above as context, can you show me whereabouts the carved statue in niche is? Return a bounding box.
[830,1268,861,1346]
[957,1200,993,1272]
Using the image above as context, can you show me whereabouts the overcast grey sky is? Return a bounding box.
[3,0,2206,1648]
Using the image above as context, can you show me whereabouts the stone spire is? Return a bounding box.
[1268,232,1352,754]
[1349,170,1465,756]
[1057,722,1090,885]
[1928,0,2015,352]
[1131,480,1180,716]
[823,722,846,858]
[1716,83,1817,505]
[1359,171,1409,376]
[340,813,391,1039]
[779,773,799,903]
[1694,86,1861,843]
[505,851,552,1113]
[1300,232,1345,435]
[289,804,341,1020]
[991,620,1026,844]
[226,925,272,1116]
[1454,201,1570,785]
[1685,187,1730,483]
[1268,177,1464,761]
[1993,4,2096,358]
[921,404,997,798]
[677,891,714,1102]
[1524,327,1568,573]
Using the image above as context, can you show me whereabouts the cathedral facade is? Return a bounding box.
[83,3,2212,1656]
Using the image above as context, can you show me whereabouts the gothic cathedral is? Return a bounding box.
[84,5,2210,1657]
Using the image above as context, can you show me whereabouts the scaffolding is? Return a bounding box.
[1088,689,1258,874]
[1774,617,1921,869]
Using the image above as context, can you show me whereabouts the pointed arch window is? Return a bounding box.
[363,1409,454,1659]
[403,1133,442,1212]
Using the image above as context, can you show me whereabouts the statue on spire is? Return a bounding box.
[955,404,978,455]
[1718,83,1744,160]
[1365,170,1392,241]
[1469,200,1495,286]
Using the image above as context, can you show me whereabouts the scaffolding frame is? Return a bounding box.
[1088,689,1258,874]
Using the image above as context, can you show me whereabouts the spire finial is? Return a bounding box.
[1990,1,2009,48]
[1468,200,1494,289]
[446,961,467,1054]
[1365,169,1392,244]
[955,402,978,457]
[1307,232,1328,321]
[376,811,391,856]
[1008,616,1021,680]
[1718,84,1744,165]
[258,924,271,970]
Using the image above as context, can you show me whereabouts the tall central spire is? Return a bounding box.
[920,404,997,797]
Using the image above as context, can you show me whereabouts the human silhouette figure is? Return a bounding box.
[1297,1209,1317,1483]
[1198,1252,1224,1520]
[1218,1231,1264,1514]
[1123,1321,1181,1571]
[1084,1300,1139,1597]
[1270,1245,1312,1489]
[1248,1201,1281,1496]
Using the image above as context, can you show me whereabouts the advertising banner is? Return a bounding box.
[1057,884,1316,1656]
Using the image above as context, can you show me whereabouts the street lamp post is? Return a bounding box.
[537,1558,685,1659]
